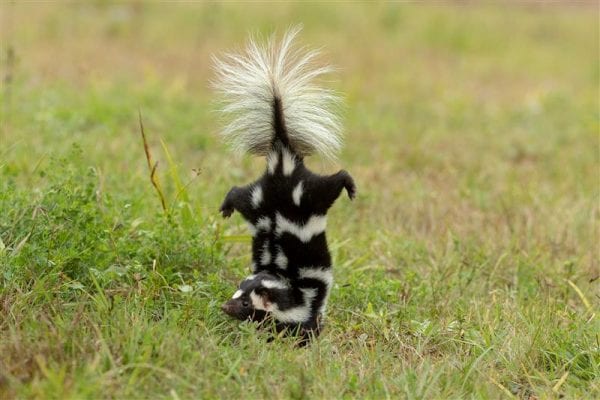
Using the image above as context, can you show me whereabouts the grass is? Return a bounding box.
[1,2,598,399]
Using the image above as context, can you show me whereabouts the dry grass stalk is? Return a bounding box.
[138,110,168,214]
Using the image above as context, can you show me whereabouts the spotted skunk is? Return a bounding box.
[214,27,355,340]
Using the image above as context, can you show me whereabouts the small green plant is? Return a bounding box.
[0,145,222,289]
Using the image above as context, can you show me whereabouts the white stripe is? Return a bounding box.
[298,268,333,315]
[270,288,316,323]
[262,279,288,290]
[248,217,271,236]
[250,291,270,311]
[251,186,263,208]
[232,290,244,299]
[275,213,327,243]
[299,268,333,287]
[260,241,271,265]
[282,148,296,176]
[267,151,278,174]
[292,181,303,206]
[256,216,272,232]
[299,268,333,315]
[274,247,288,269]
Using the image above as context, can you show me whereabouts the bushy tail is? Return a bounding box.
[212,26,343,161]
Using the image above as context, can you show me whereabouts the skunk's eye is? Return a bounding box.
[242,300,249,307]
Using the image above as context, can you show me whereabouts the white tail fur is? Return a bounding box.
[212,26,343,161]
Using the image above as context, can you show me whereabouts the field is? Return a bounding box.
[1,2,598,399]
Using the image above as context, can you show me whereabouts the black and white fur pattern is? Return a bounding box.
[221,271,323,344]
[214,28,355,340]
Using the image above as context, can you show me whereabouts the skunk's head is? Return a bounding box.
[221,271,289,322]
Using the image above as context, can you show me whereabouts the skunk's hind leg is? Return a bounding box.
[309,170,357,212]
[338,170,357,200]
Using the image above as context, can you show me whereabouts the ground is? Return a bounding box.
[0,3,598,399]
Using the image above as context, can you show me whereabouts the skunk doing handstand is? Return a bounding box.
[214,27,356,340]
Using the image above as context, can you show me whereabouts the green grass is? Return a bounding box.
[1,3,598,399]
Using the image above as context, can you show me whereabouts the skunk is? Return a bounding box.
[221,271,323,344]
[213,27,355,340]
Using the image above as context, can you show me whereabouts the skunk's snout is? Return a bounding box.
[221,301,235,316]
[222,299,246,319]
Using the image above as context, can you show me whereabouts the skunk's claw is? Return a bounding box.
[344,175,357,200]
[220,205,234,218]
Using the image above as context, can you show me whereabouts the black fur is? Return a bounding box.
[220,96,356,341]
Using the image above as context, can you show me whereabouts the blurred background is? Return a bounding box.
[2,2,597,261]
[1,2,598,398]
